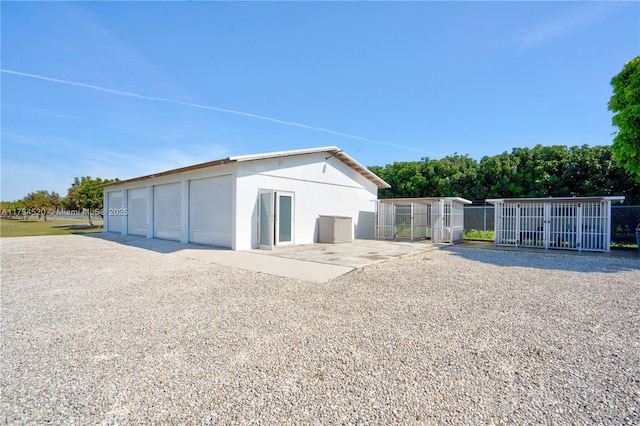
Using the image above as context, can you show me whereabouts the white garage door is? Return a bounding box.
[108,191,123,233]
[127,188,147,236]
[154,183,181,241]
[189,175,232,247]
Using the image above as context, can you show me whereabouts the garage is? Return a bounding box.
[107,191,123,233]
[127,188,147,236]
[189,175,232,247]
[100,146,390,250]
[153,182,181,241]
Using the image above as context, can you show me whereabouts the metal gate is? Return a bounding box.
[489,197,624,252]
[395,204,412,238]
[375,202,395,239]
[414,203,431,239]
[376,202,431,241]
[431,200,446,242]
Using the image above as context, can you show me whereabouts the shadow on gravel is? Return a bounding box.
[80,232,228,254]
[441,244,640,273]
[52,224,102,232]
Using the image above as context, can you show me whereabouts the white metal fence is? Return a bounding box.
[375,202,395,240]
[491,200,614,252]
[465,204,639,246]
[375,199,465,243]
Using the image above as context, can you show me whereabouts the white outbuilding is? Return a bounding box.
[487,196,625,252]
[100,146,390,250]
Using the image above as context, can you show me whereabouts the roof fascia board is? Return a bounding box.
[97,158,235,189]
[379,197,471,204]
[486,196,625,205]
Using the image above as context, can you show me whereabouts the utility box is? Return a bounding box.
[318,216,352,243]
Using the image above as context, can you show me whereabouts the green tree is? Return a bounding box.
[609,55,640,181]
[478,151,521,198]
[61,177,82,211]
[62,176,117,226]
[7,199,26,218]
[370,161,427,198]
[23,190,60,221]
[429,154,481,201]
[369,144,636,203]
[506,145,571,197]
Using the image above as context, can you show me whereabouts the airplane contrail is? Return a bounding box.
[1,69,425,154]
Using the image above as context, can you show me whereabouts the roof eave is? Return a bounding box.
[486,196,626,205]
[97,146,390,190]
[97,157,235,189]
[333,151,390,189]
[379,197,472,204]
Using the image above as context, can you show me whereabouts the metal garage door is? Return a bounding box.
[154,183,181,241]
[108,191,123,233]
[189,175,232,247]
[127,188,147,236]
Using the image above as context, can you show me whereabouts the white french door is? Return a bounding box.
[258,189,294,249]
[275,191,294,245]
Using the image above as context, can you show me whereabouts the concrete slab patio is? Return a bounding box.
[90,234,441,283]
[249,238,443,267]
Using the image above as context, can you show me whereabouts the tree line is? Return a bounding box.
[1,177,118,225]
[368,144,640,204]
[1,144,639,223]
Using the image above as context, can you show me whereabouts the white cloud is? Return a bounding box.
[1,69,426,156]
[1,132,39,147]
[510,3,621,53]
[2,104,84,121]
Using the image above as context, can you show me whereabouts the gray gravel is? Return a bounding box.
[1,235,639,424]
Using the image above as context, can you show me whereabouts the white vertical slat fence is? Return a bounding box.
[376,198,470,243]
[489,197,621,252]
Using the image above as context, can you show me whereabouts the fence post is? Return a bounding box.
[483,204,487,239]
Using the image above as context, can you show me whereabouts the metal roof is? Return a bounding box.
[486,196,625,204]
[98,146,390,189]
[379,197,472,204]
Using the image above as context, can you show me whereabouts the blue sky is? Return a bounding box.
[1,1,638,201]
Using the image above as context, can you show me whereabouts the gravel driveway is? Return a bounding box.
[2,235,639,424]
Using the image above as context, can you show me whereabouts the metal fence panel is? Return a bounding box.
[581,202,608,251]
[464,205,495,238]
[413,202,430,239]
[611,205,640,244]
[464,204,639,247]
[548,202,578,250]
[375,202,394,239]
[450,200,465,242]
[395,204,412,238]
[519,202,545,248]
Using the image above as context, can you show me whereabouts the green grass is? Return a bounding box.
[464,228,639,250]
[463,229,495,241]
[611,241,640,250]
[0,217,104,238]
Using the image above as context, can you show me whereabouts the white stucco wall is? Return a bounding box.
[234,152,379,250]
[103,151,380,250]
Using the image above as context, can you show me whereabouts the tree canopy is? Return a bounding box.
[61,176,117,226]
[23,190,60,221]
[370,144,639,204]
[609,56,640,181]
